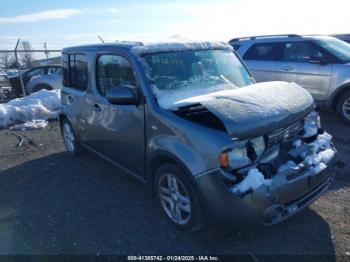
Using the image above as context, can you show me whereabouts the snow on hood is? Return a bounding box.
[0,89,61,130]
[158,81,312,111]
[131,41,232,55]
[163,81,315,138]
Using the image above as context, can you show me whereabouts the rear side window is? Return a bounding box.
[62,54,68,86]
[96,54,138,97]
[282,42,325,62]
[25,68,45,77]
[69,53,88,90]
[243,43,279,61]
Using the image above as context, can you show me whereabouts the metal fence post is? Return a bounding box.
[14,39,26,97]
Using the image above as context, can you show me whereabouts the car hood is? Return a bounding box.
[169,81,314,138]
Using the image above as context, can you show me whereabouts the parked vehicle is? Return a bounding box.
[59,41,336,230]
[229,34,350,125]
[332,34,350,44]
[8,65,61,96]
[26,67,62,94]
[0,69,16,103]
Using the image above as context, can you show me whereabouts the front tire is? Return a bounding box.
[336,90,350,125]
[61,118,83,156]
[155,163,205,231]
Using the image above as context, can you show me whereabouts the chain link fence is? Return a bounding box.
[0,39,61,103]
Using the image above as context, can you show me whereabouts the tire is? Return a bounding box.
[61,118,83,156]
[155,163,205,231]
[31,83,53,94]
[336,90,350,126]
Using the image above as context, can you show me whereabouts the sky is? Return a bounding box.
[0,0,349,52]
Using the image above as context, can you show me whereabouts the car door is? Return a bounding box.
[278,41,332,101]
[79,52,145,178]
[242,42,281,82]
[61,52,89,137]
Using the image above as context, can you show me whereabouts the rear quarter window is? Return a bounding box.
[68,53,88,90]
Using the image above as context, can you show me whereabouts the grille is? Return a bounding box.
[267,121,303,148]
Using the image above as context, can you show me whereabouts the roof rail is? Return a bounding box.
[229,34,301,42]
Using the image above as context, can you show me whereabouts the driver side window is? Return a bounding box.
[283,42,325,62]
[96,54,138,97]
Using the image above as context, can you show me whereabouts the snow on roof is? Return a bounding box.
[131,41,232,55]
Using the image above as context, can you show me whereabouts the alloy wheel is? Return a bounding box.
[342,97,350,121]
[63,122,75,152]
[158,173,192,225]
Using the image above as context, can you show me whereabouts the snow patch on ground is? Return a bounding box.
[0,89,61,130]
[230,168,271,194]
[10,120,48,131]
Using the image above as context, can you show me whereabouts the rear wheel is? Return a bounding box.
[155,163,205,231]
[336,90,350,125]
[61,118,83,156]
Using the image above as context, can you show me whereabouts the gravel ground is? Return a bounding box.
[0,112,348,258]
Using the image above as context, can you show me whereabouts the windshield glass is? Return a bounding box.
[143,49,253,94]
[314,37,350,62]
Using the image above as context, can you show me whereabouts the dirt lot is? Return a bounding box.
[0,112,348,258]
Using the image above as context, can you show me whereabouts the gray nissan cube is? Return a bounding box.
[59,41,336,230]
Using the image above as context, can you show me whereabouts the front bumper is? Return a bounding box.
[195,147,336,226]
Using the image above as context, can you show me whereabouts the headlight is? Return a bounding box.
[303,111,320,138]
[227,146,251,169]
[220,136,266,169]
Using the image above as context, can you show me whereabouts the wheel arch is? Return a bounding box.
[32,83,53,93]
[147,151,194,197]
[330,83,350,109]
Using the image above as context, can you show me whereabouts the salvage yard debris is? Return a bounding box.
[0,90,60,130]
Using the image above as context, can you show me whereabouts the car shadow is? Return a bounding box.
[0,152,336,257]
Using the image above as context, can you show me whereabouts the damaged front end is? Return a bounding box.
[201,111,336,225]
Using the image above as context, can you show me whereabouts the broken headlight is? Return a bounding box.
[220,136,266,169]
[303,111,321,138]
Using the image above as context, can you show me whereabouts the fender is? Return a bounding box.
[328,83,350,108]
[147,135,207,178]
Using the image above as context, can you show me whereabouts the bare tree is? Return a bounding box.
[19,40,35,68]
[0,52,15,69]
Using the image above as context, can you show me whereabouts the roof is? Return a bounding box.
[62,41,231,54]
[62,41,144,52]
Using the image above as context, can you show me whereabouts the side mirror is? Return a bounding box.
[106,86,137,105]
[309,57,328,65]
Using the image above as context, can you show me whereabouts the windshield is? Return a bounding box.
[314,37,350,62]
[143,49,253,94]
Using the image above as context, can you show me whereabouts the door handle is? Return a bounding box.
[67,95,74,103]
[93,104,102,112]
[283,66,294,71]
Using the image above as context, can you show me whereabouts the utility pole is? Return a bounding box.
[43,42,49,59]
[97,35,105,43]
[14,38,26,97]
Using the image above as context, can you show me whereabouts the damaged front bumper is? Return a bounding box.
[195,138,337,226]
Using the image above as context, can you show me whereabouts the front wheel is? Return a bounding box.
[155,163,205,231]
[336,90,350,125]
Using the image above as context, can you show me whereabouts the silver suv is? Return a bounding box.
[230,34,350,124]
